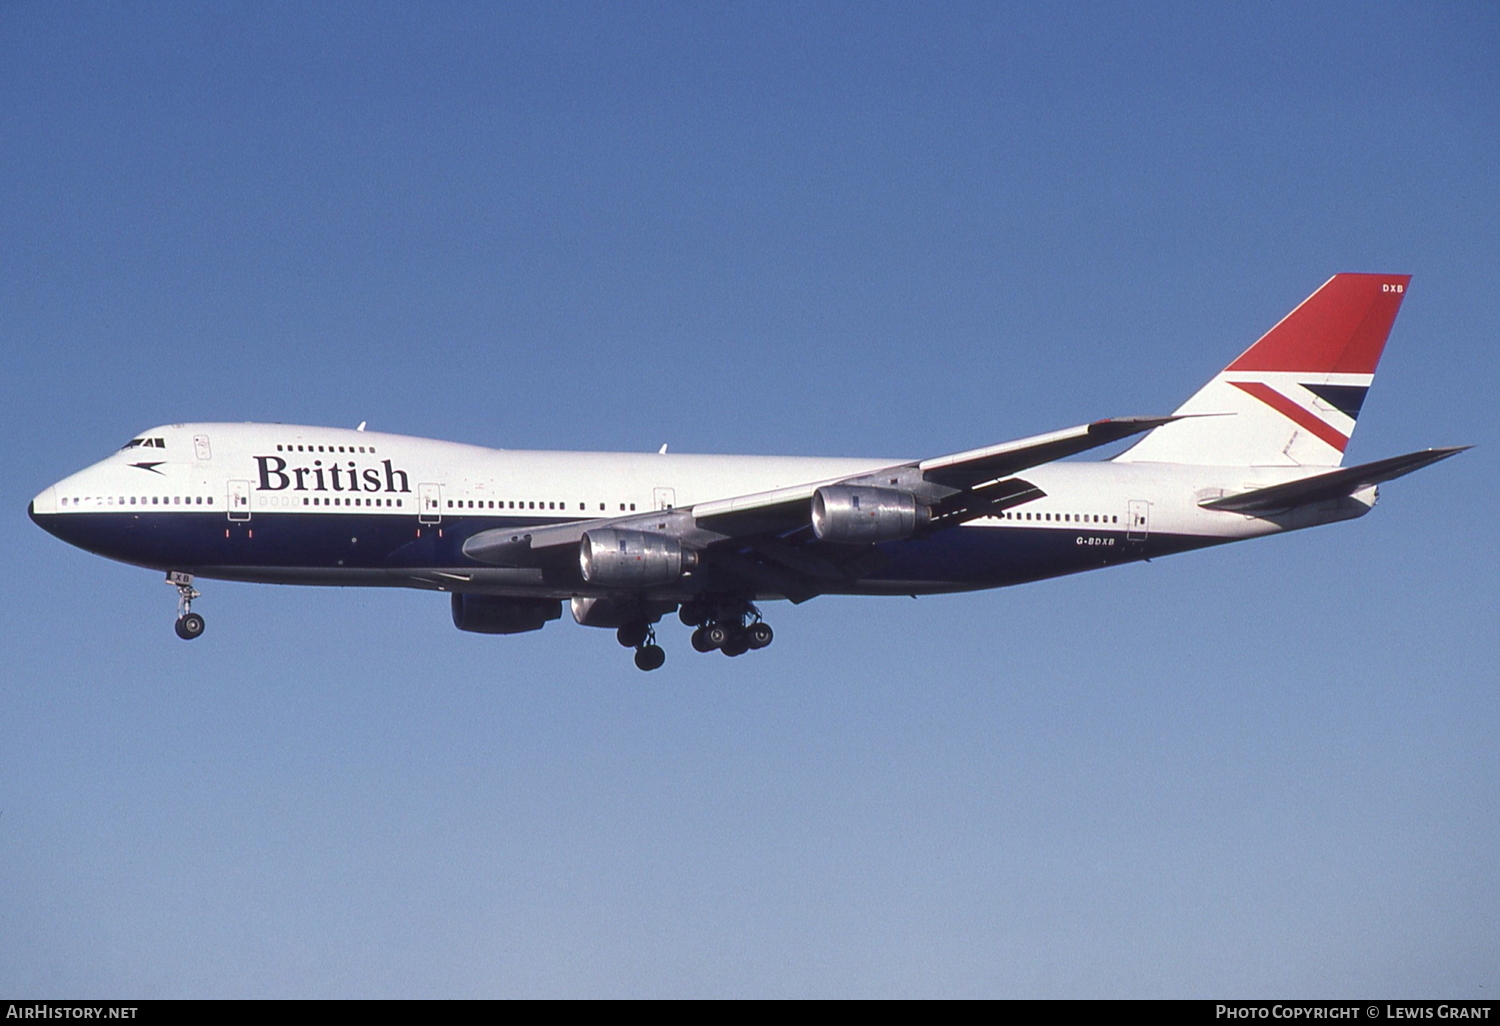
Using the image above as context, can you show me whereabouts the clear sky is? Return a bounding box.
[2,1,1496,998]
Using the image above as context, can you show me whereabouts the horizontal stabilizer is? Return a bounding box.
[1200,446,1469,513]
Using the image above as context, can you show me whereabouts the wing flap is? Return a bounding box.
[925,477,1045,531]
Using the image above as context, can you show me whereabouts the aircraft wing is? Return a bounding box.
[462,415,1179,577]
[1199,446,1470,514]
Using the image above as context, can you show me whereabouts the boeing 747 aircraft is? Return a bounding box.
[30,274,1464,669]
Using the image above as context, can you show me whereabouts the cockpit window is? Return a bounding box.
[119,437,165,450]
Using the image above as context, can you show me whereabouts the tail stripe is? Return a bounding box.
[1228,381,1350,453]
[1303,383,1369,419]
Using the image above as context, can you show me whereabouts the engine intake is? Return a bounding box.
[579,529,696,588]
[451,594,562,634]
[811,486,928,543]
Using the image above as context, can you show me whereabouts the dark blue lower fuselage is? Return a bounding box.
[30,506,1215,596]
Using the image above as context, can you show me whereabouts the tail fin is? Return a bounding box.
[1115,274,1411,467]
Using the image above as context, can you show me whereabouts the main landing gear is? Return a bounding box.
[616,620,666,671]
[168,571,205,640]
[680,599,774,659]
[610,598,775,671]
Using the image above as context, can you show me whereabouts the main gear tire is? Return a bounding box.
[746,622,773,649]
[616,622,650,648]
[720,628,750,657]
[634,644,666,671]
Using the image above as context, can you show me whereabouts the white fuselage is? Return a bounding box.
[30,422,1373,602]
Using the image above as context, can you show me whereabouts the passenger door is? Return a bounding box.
[418,483,443,525]
[228,480,251,522]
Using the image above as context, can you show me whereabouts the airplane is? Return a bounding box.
[29,273,1466,670]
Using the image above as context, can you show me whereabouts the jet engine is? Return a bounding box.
[579,529,697,588]
[570,595,678,628]
[811,485,928,543]
[451,594,562,634]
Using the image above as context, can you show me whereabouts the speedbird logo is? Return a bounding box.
[254,455,412,495]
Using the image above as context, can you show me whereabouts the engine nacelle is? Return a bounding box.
[579,529,697,588]
[570,595,678,628]
[451,593,562,634]
[811,486,928,543]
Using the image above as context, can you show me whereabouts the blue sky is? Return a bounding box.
[2,1,1496,997]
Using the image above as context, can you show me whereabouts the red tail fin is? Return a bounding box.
[1226,273,1410,374]
[1116,274,1411,467]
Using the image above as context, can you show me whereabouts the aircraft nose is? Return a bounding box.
[30,485,58,519]
[29,485,60,537]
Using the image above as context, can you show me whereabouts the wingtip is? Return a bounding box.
[1088,414,1188,436]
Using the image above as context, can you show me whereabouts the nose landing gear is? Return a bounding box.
[168,571,205,640]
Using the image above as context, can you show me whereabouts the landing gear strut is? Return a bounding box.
[617,619,666,671]
[168,571,205,640]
